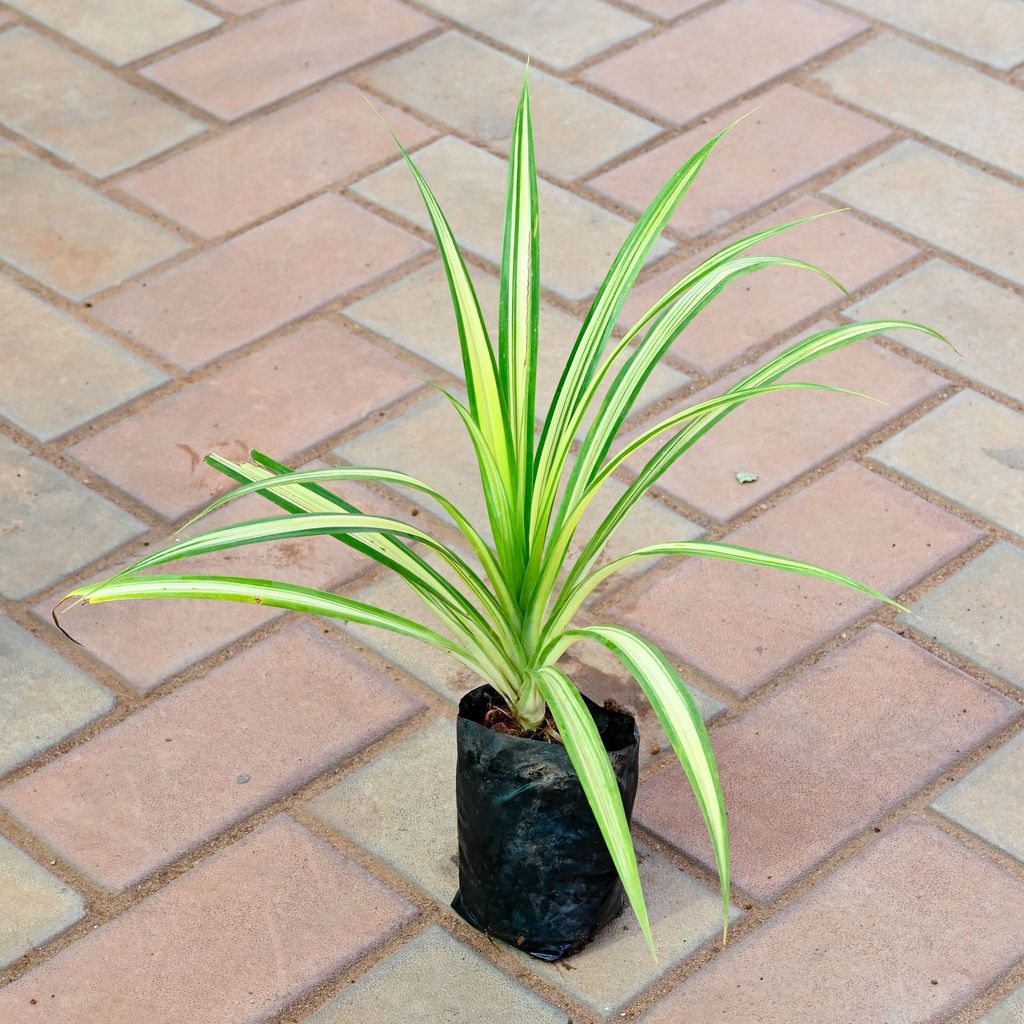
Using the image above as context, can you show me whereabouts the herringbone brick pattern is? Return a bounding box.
[1,1,1022,1021]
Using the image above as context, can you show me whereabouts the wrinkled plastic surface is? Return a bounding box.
[451,684,640,961]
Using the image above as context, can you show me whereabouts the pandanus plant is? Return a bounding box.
[61,77,941,956]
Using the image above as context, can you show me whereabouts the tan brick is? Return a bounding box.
[119,83,434,239]
[827,141,1024,287]
[142,0,435,121]
[0,140,186,299]
[43,484,402,693]
[69,321,421,519]
[591,85,888,238]
[5,0,219,65]
[0,276,165,442]
[358,32,659,180]
[643,819,1024,1023]
[0,836,83,969]
[817,35,1024,178]
[585,0,864,123]
[836,0,1024,70]
[871,390,1024,538]
[0,817,417,1024]
[638,627,1017,899]
[93,195,425,367]
[624,335,944,522]
[618,195,917,372]
[628,0,705,15]
[0,30,202,178]
[847,260,1024,405]
[415,0,648,70]
[353,136,672,302]
[1,625,422,889]
[611,462,981,695]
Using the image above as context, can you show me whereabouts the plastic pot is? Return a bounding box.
[450,683,640,960]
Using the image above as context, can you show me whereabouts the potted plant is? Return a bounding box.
[60,78,939,961]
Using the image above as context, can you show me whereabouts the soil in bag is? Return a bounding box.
[451,683,639,961]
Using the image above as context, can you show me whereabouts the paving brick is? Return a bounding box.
[353,136,672,302]
[343,260,688,425]
[901,543,1024,692]
[0,836,83,969]
[611,462,981,696]
[1,625,422,890]
[119,83,434,239]
[359,32,659,181]
[585,0,864,123]
[0,436,144,601]
[93,194,425,368]
[334,392,700,585]
[306,925,565,1024]
[142,0,435,121]
[981,985,1024,1024]
[624,335,944,523]
[416,0,648,70]
[872,391,1024,538]
[618,196,917,373]
[0,140,186,299]
[835,0,1024,71]
[846,259,1024,405]
[5,0,219,65]
[207,0,272,11]
[46,483,399,693]
[0,276,165,442]
[69,321,420,519]
[0,615,113,777]
[0,30,203,178]
[643,819,1024,1024]
[638,626,1017,900]
[309,717,458,903]
[591,85,888,238]
[827,141,1024,288]
[520,850,734,1018]
[817,35,1024,179]
[933,732,1024,866]
[0,816,417,1024]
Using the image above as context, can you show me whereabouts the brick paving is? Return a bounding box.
[0,1,1021,1021]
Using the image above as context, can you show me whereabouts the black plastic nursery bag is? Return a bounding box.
[451,683,640,961]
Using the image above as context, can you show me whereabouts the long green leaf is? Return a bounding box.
[528,117,745,588]
[549,626,729,941]
[546,538,908,641]
[563,320,945,594]
[499,72,540,534]
[64,574,494,682]
[188,462,520,626]
[532,665,655,958]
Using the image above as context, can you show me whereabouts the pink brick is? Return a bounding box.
[119,83,435,239]
[142,0,435,121]
[628,0,706,16]
[638,627,1018,900]
[1,625,422,889]
[585,0,864,123]
[0,816,417,1024]
[590,85,888,238]
[643,819,1024,1023]
[42,483,403,692]
[624,335,944,522]
[611,463,981,695]
[93,194,425,368]
[69,321,420,519]
[618,196,917,372]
